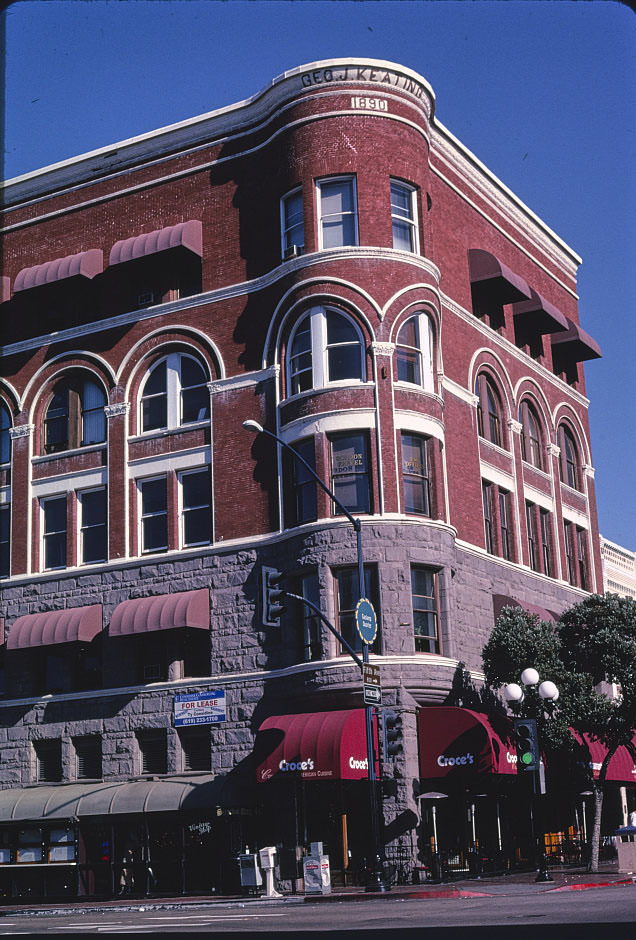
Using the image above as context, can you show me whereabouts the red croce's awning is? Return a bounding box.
[574,733,636,784]
[109,220,203,266]
[512,288,569,336]
[14,249,104,293]
[7,605,102,650]
[551,318,602,363]
[255,709,378,783]
[418,707,516,778]
[109,589,209,637]
[468,249,532,307]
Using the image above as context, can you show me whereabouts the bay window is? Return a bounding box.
[317,176,358,249]
[391,180,418,252]
[330,432,370,514]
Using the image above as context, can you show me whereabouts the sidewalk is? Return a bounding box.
[0,864,634,918]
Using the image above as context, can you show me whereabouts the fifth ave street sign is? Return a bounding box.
[363,663,382,706]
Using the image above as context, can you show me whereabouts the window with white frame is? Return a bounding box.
[475,373,504,448]
[287,306,365,396]
[79,487,107,564]
[558,424,581,491]
[139,477,168,554]
[179,468,212,547]
[42,495,67,569]
[411,566,440,653]
[140,353,209,433]
[391,180,418,252]
[317,176,358,249]
[401,432,432,516]
[281,188,304,258]
[43,377,106,454]
[395,313,434,391]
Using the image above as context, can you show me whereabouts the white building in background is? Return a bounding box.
[600,536,636,599]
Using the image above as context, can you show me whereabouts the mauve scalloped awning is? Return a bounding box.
[109,589,209,637]
[255,709,378,783]
[468,248,532,305]
[573,732,636,784]
[1,277,10,303]
[7,605,102,650]
[109,220,203,266]
[14,249,104,293]
[551,317,602,363]
[418,707,516,778]
[512,288,569,335]
[492,594,558,624]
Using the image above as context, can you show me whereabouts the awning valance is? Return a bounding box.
[0,775,230,822]
[468,249,532,308]
[7,605,102,651]
[418,707,516,778]
[255,709,378,783]
[551,318,602,364]
[109,589,209,637]
[493,594,558,624]
[14,249,103,293]
[574,733,636,784]
[512,288,569,336]
[1,277,10,303]
[109,220,203,266]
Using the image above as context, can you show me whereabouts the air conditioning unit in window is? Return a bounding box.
[137,290,156,308]
[284,244,304,260]
[143,664,162,682]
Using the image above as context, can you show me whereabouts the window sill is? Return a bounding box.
[33,443,106,463]
[129,420,209,443]
[282,381,374,406]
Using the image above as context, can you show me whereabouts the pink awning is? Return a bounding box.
[109,589,209,637]
[551,318,602,363]
[255,709,378,783]
[574,733,636,784]
[493,594,558,624]
[14,249,103,293]
[109,220,203,266]
[512,288,569,335]
[7,605,102,650]
[418,707,517,778]
[1,277,10,303]
[468,249,532,305]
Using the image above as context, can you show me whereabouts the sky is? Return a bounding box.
[3,0,636,549]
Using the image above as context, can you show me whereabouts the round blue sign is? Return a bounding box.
[355,597,377,645]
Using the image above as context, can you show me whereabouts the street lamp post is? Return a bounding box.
[242,419,387,892]
[504,668,559,883]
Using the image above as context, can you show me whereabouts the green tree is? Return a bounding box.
[482,596,636,872]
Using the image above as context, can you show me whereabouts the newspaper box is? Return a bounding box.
[614,826,636,873]
[303,854,331,895]
[238,852,263,888]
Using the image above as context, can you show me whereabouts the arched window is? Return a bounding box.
[0,403,11,465]
[140,353,209,432]
[475,373,504,448]
[287,307,364,397]
[395,314,434,391]
[558,424,581,490]
[44,377,107,454]
[519,400,543,469]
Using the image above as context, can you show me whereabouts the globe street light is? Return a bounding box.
[504,668,559,883]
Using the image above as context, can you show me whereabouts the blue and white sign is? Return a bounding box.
[174,690,226,727]
[355,597,377,645]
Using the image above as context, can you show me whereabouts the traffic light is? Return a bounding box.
[261,566,286,626]
[513,717,540,772]
[382,709,403,759]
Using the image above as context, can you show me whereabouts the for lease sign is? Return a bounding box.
[174,690,226,726]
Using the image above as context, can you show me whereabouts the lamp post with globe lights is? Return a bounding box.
[503,668,559,882]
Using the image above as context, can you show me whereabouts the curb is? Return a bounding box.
[549,878,636,892]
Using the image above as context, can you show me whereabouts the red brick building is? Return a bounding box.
[0,59,606,897]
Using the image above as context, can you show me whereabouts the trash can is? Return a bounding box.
[614,826,636,873]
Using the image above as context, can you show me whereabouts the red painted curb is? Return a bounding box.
[550,879,635,892]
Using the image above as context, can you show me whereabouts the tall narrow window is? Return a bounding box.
[326,310,362,382]
[391,180,418,252]
[519,401,543,469]
[141,360,167,431]
[81,380,107,445]
[0,505,9,578]
[334,566,379,654]
[401,433,431,516]
[137,731,167,775]
[44,378,106,454]
[180,728,211,772]
[42,495,67,569]
[0,403,11,465]
[180,468,212,547]
[558,425,580,490]
[281,188,304,258]
[540,509,552,576]
[287,307,364,396]
[80,488,107,564]
[396,314,434,391]
[284,438,317,527]
[297,572,322,662]
[577,527,588,590]
[526,502,538,571]
[44,387,70,453]
[475,374,503,447]
[564,520,575,585]
[140,477,168,554]
[411,566,440,653]
[482,481,494,554]
[317,177,358,249]
[499,489,511,560]
[330,432,370,514]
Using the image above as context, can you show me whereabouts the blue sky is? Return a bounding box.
[3,0,636,549]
